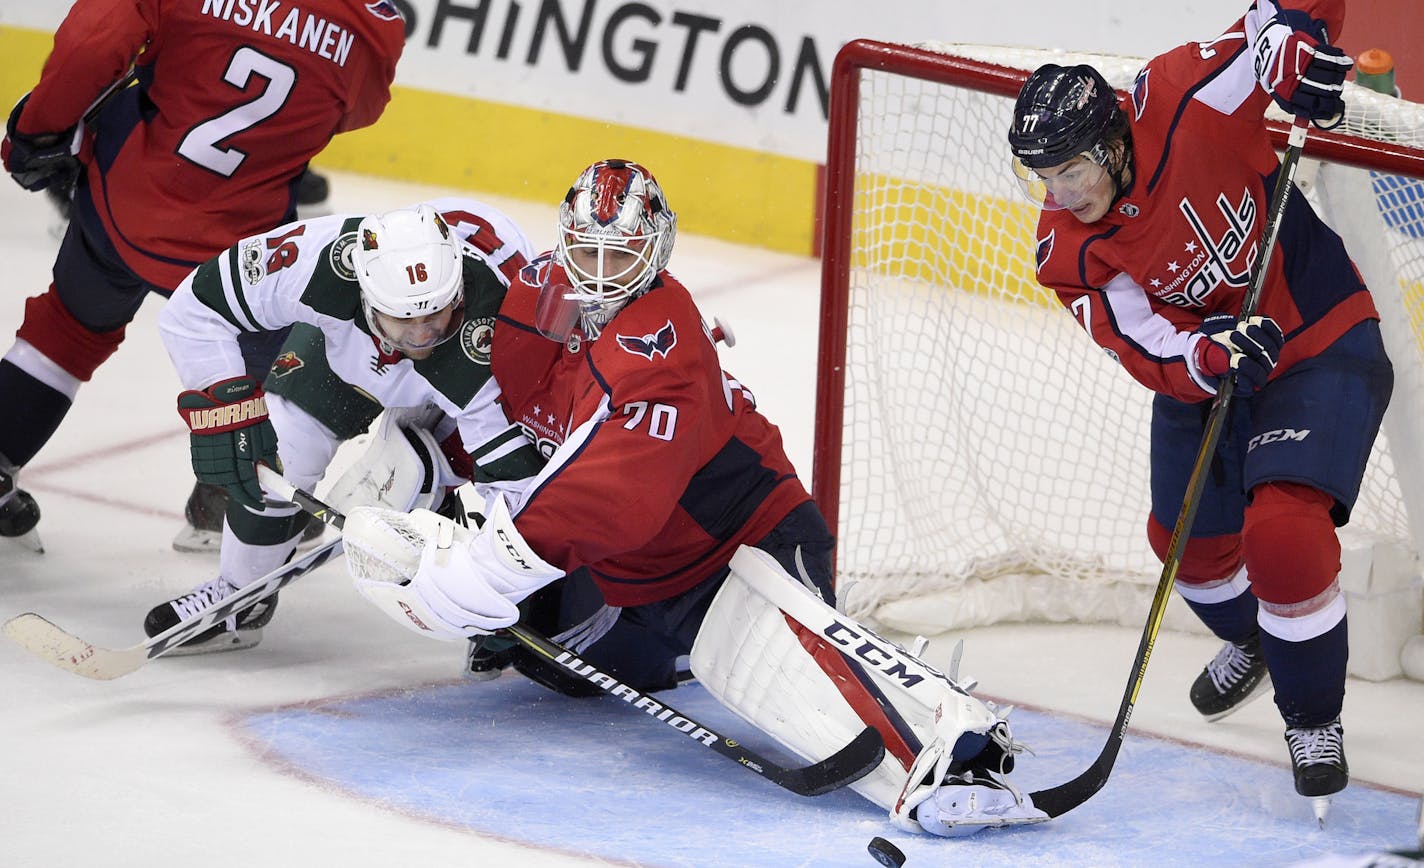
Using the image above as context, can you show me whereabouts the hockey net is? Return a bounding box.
[816,41,1424,672]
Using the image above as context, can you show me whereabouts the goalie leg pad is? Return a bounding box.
[690,546,1021,818]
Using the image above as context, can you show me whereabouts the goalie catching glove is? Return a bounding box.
[177,376,280,510]
[1189,313,1284,396]
[344,493,564,640]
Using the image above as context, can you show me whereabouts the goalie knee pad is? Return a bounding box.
[1243,481,1340,606]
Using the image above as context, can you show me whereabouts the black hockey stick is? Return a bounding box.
[1028,117,1312,819]
[256,468,888,797]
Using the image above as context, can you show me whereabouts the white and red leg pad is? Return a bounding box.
[13,287,125,383]
[691,546,1044,834]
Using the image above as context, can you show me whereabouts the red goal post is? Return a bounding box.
[815,40,1424,678]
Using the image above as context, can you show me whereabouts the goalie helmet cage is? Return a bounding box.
[814,40,1424,675]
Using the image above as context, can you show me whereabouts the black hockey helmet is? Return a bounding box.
[1008,64,1122,169]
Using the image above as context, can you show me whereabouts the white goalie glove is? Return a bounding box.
[344,493,564,640]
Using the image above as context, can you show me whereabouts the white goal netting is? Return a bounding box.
[819,42,1424,658]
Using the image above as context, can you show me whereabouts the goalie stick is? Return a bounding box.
[1027,117,1312,820]
[255,467,888,798]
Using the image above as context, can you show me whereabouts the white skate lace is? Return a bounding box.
[171,577,240,626]
[1206,641,1257,693]
[1285,721,1345,766]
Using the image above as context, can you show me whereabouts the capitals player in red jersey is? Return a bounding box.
[0,0,405,548]
[333,160,1052,836]
[1008,0,1391,811]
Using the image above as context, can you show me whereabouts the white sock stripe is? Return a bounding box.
[1173,564,1250,605]
[4,338,81,400]
[1258,592,1347,642]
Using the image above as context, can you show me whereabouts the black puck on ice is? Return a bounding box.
[867,836,906,867]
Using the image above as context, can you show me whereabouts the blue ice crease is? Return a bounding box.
[239,677,1418,867]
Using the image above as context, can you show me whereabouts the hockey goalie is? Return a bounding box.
[335,158,1049,837]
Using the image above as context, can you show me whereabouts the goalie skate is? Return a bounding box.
[1190,636,1271,721]
[143,577,279,655]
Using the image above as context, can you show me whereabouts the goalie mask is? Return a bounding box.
[1007,64,1131,215]
[555,159,677,339]
[353,204,466,357]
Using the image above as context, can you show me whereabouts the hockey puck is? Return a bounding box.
[866,836,906,867]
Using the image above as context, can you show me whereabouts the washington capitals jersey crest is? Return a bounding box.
[616,321,678,359]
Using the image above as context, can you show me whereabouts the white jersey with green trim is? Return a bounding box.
[158,197,534,454]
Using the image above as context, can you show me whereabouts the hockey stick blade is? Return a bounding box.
[3,538,343,680]
[506,624,886,796]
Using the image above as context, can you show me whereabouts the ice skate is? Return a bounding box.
[1284,718,1347,826]
[464,634,516,681]
[1190,636,1271,721]
[143,576,279,655]
[173,481,324,553]
[0,467,43,553]
[295,167,331,219]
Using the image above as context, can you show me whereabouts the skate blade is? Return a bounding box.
[172,526,222,554]
[4,527,44,554]
[1311,795,1332,828]
[162,628,263,657]
[173,527,324,554]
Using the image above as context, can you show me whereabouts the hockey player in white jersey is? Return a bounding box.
[148,199,542,652]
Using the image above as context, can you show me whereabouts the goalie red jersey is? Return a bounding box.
[491,256,812,607]
[17,0,405,288]
[1032,0,1378,402]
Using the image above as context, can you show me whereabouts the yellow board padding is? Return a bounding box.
[317,84,818,254]
[0,24,818,255]
[853,176,1053,308]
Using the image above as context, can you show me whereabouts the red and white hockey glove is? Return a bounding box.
[1254,13,1352,125]
[177,376,281,510]
[2,93,81,193]
[1190,314,1285,396]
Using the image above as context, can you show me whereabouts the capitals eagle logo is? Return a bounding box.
[616,320,677,359]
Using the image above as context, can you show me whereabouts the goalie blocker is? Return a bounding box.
[343,501,1048,836]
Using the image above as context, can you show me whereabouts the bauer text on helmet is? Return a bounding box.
[555,159,678,339]
[1008,64,1133,222]
[353,204,467,357]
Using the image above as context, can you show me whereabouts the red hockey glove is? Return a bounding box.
[1254,13,1352,126]
[1191,314,1285,396]
[177,377,281,510]
[1,94,80,193]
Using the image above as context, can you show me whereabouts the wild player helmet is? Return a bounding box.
[352,204,466,356]
[555,159,677,339]
[1008,64,1131,212]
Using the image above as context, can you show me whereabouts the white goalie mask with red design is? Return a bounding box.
[352,204,466,358]
[555,159,677,339]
